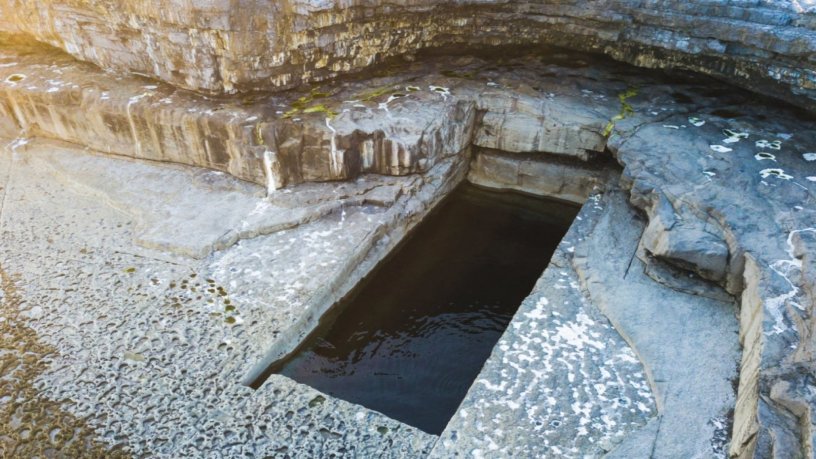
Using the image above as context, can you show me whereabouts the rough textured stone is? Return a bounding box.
[467,150,615,204]
[1,28,816,458]
[30,139,417,260]
[474,90,609,160]
[435,177,739,458]
[640,195,731,283]
[573,189,740,458]
[431,189,658,458]
[0,38,483,189]
[607,87,816,458]
[0,138,456,457]
[2,0,816,115]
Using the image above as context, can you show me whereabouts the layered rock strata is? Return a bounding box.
[608,103,816,458]
[2,1,816,115]
[0,39,614,194]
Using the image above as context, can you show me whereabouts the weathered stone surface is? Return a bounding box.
[607,87,816,457]
[640,194,731,283]
[474,89,609,160]
[467,150,614,204]
[29,139,417,259]
[436,178,740,458]
[0,138,457,456]
[431,189,658,458]
[0,44,626,190]
[0,39,485,189]
[1,30,816,458]
[573,189,740,458]
[2,0,816,114]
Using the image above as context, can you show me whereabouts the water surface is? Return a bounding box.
[276,185,578,434]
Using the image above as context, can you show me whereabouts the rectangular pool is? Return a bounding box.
[267,184,578,434]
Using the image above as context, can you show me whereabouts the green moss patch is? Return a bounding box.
[283,87,338,119]
[603,88,638,137]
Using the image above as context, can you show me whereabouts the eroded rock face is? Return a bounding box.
[2,1,816,112]
[606,84,816,458]
[0,41,620,191]
[2,29,816,459]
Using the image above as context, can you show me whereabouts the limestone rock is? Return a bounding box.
[0,42,620,190]
[2,27,816,459]
[474,90,610,160]
[640,194,730,282]
[609,94,816,458]
[573,189,740,459]
[467,150,613,204]
[0,138,457,457]
[2,1,816,114]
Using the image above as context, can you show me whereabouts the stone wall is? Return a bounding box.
[2,1,816,112]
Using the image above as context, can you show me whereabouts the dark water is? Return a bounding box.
[274,185,578,434]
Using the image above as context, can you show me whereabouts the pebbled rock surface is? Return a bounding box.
[2,0,816,115]
[0,138,458,457]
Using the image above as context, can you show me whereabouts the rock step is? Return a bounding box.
[0,40,617,194]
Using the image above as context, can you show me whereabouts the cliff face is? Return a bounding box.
[2,0,816,110]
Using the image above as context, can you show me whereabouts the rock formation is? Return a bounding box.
[2,1,816,112]
[1,2,815,458]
